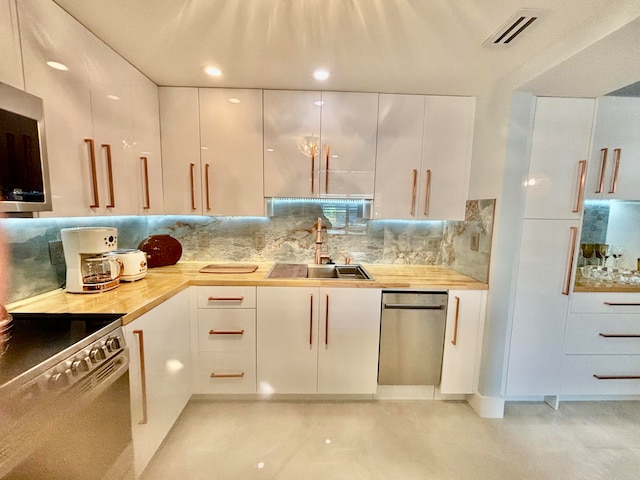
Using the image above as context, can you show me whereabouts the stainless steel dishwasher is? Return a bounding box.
[378,291,448,385]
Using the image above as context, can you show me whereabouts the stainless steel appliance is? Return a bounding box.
[0,312,132,479]
[61,227,123,293]
[378,291,448,385]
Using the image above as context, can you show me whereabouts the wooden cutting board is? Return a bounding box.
[198,264,259,274]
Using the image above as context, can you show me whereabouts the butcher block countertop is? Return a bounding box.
[7,262,487,325]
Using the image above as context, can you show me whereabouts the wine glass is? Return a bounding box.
[611,246,624,268]
[580,243,595,265]
[595,243,609,267]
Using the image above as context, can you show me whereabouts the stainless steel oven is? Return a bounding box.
[0,313,133,479]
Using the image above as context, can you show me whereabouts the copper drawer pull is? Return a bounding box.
[609,148,621,194]
[325,294,329,346]
[309,294,314,346]
[141,156,150,209]
[451,296,460,346]
[423,169,431,216]
[603,302,640,307]
[593,375,640,380]
[410,169,418,216]
[207,296,244,302]
[562,227,577,295]
[311,146,315,194]
[190,162,196,210]
[325,145,330,193]
[132,330,148,425]
[209,329,245,335]
[205,163,211,211]
[210,372,245,378]
[596,148,607,194]
[84,138,100,208]
[573,160,587,213]
[599,333,640,338]
[102,144,115,208]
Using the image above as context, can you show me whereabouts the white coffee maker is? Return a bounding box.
[61,227,123,293]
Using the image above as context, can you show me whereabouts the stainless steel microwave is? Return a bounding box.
[0,81,51,213]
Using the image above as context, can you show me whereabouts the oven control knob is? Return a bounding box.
[90,347,106,363]
[48,371,70,390]
[71,358,91,375]
[106,336,121,351]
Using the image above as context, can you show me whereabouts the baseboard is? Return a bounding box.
[466,392,505,418]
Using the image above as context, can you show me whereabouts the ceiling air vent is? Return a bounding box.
[484,9,544,46]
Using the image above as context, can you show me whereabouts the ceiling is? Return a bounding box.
[52,0,640,96]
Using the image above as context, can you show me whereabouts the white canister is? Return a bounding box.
[106,249,148,282]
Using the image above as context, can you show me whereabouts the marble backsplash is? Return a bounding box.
[1,199,494,303]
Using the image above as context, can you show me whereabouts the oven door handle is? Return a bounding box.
[133,330,148,425]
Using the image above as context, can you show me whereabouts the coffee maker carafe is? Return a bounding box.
[60,227,123,293]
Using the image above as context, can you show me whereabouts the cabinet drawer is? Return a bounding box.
[198,309,255,352]
[196,286,256,309]
[194,352,256,394]
[570,292,640,314]
[565,314,640,354]
[561,355,640,395]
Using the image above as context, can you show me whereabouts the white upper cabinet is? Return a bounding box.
[199,89,264,216]
[374,95,475,220]
[586,96,640,200]
[524,97,595,219]
[0,0,23,89]
[263,90,378,198]
[159,87,202,215]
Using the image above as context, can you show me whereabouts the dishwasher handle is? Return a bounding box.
[383,303,445,310]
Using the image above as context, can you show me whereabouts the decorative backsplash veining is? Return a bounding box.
[1,199,495,303]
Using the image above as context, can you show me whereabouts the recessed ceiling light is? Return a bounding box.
[266,148,274,152]
[47,61,68,71]
[313,69,330,81]
[314,100,324,106]
[203,66,222,77]
[228,97,240,104]
[106,94,120,101]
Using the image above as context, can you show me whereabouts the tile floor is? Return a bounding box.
[141,400,640,480]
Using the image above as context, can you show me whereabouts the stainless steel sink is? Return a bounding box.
[266,263,373,280]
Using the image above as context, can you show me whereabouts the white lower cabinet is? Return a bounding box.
[124,290,192,479]
[191,286,257,394]
[440,290,486,394]
[257,286,382,395]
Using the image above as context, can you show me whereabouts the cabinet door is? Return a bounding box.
[19,0,95,217]
[505,219,577,396]
[199,88,264,215]
[124,290,191,479]
[420,96,475,220]
[320,91,378,197]
[257,287,319,394]
[524,97,595,219]
[440,290,485,394]
[0,0,23,89]
[586,96,640,200]
[131,70,164,214]
[317,288,381,394]
[374,94,425,219]
[159,87,202,214]
[263,90,322,197]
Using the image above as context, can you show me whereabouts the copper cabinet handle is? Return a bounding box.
[205,163,211,211]
[311,146,315,194]
[209,329,245,335]
[410,169,418,216]
[609,148,621,194]
[132,330,148,425]
[325,145,330,194]
[141,156,150,209]
[207,296,244,302]
[84,138,100,208]
[562,227,578,295]
[325,294,329,346]
[309,294,314,346]
[189,162,196,210]
[598,333,640,338]
[451,296,460,346]
[596,148,608,194]
[573,160,587,213]
[423,169,432,216]
[102,144,115,208]
[603,302,640,307]
[210,372,245,378]
[593,375,640,380]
